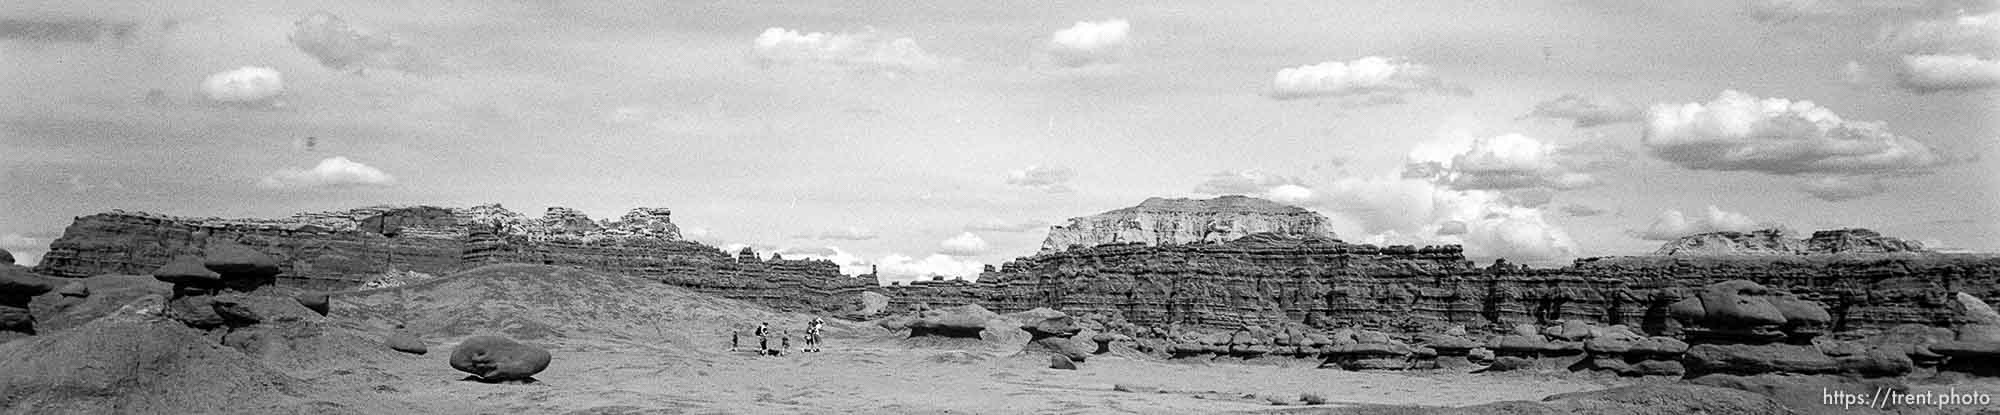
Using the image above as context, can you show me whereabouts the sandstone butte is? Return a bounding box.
[30,198,2000,334]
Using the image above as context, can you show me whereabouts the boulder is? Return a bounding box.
[907,304,1002,338]
[1630,337,1689,356]
[386,332,428,355]
[1833,348,1913,378]
[295,292,330,316]
[1483,356,1534,372]
[1952,293,2000,343]
[1585,336,1635,355]
[0,266,53,300]
[1328,328,1357,345]
[1353,330,1392,345]
[1419,333,1480,355]
[165,295,225,329]
[152,256,221,289]
[0,248,11,264]
[1090,332,1130,354]
[1928,340,2000,358]
[1545,320,1594,341]
[56,281,89,298]
[449,336,552,382]
[1693,280,1786,328]
[1049,354,1078,370]
[1511,323,1541,337]
[1683,344,1837,376]
[202,243,280,291]
[0,305,32,334]
[1629,360,1686,376]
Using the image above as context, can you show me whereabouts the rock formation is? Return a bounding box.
[1653,228,1928,256]
[35,204,876,313]
[1038,196,1337,253]
[449,336,552,382]
[0,264,53,335]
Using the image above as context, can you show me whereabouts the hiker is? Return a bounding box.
[730,329,740,351]
[755,322,770,354]
[780,330,792,354]
[805,317,825,352]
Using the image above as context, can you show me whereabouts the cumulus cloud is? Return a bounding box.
[1522,94,1644,128]
[875,253,985,283]
[752,27,947,75]
[289,12,427,74]
[1188,170,1315,204]
[1005,165,1076,193]
[1046,19,1131,68]
[1799,175,1890,201]
[1269,56,1466,101]
[1314,174,1579,263]
[200,66,284,105]
[1642,90,1947,176]
[794,226,879,240]
[939,232,989,256]
[1632,205,1765,240]
[258,157,395,189]
[0,233,51,266]
[774,246,873,275]
[966,218,1051,232]
[1897,54,2000,92]
[1403,134,1624,191]
[1876,10,2000,54]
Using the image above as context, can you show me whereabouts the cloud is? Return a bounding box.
[1190,170,1319,205]
[794,226,879,240]
[1897,54,2000,92]
[875,253,985,284]
[1046,19,1131,68]
[1403,133,1623,191]
[258,157,395,189]
[939,232,989,256]
[774,246,873,275]
[1313,174,1578,262]
[1269,56,1466,101]
[0,18,138,43]
[289,12,427,74]
[1642,90,1948,176]
[1632,205,1765,240]
[1744,0,1995,23]
[1557,203,1611,217]
[680,226,725,245]
[200,66,285,104]
[1522,94,1644,128]
[752,27,947,75]
[1005,165,1076,193]
[966,218,1050,232]
[1799,175,1890,201]
[0,233,50,266]
[1876,10,2000,54]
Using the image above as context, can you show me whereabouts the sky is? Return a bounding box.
[2,0,1996,283]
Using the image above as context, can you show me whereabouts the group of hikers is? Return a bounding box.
[731,317,825,356]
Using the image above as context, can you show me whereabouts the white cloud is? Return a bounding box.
[200,66,284,104]
[1312,174,1578,263]
[1403,133,1622,191]
[752,27,946,75]
[1005,165,1076,193]
[1522,94,1643,128]
[775,246,874,275]
[1799,175,1890,201]
[1046,19,1131,68]
[1632,205,1765,240]
[1642,90,1947,176]
[1877,11,2000,55]
[939,232,989,256]
[875,253,985,284]
[1557,203,1610,217]
[966,218,1050,232]
[1897,54,2000,92]
[680,226,726,245]
[1745,0,1995,23]
[0,233,50,266]
[795,226,879,240]
[1269,56,1465,101]
[258,156,395,189]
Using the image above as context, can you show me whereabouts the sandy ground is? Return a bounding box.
[299,335,1626,415]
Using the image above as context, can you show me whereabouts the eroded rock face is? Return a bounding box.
[1653,228,1928,256]
[34,205,877,313]
[1038,196,1338,253]
[0,265,53,335]
[449,336,551,382]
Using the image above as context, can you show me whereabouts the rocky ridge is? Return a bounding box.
[1652,228,1928,256]
[1038,195,1338,253]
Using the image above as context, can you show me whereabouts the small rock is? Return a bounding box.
[386,332,428,355]
[296,293,330,316]
[1049,354,1078,370]
[1512,323,1540,338]
[450,336,552,382]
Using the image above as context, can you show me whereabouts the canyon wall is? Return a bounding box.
[1039,195,1338,253]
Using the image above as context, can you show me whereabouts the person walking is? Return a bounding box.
[805,317,825,352]
[754,322,770,354]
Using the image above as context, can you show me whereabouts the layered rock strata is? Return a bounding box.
[1039,195,1338,253]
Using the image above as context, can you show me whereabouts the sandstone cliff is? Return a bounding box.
[1038,196,1338,253]
[34,205,870,312]
[1652,228,1928,256]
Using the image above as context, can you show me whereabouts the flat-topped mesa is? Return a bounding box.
[1038,195,1339,253]
[1652,228,1930,256]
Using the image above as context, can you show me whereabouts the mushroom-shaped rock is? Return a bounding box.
[1693,280,1786,328]
[386,332,428,355]
[1953,293,2000,343]
[0,248,11,265]
[450,336,552,382]
[1544,320,1594,341]
[0,265,54,300]
[1354,330,1393,345]
[1418,333,1481,356]
[1324,343,1415,370]
[295,293,330,316]
[907,304,1002,338]
[153,256,222,288]
[202,243,280,291]
[1683,344,1836,376]
[1767,295,1832,334]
